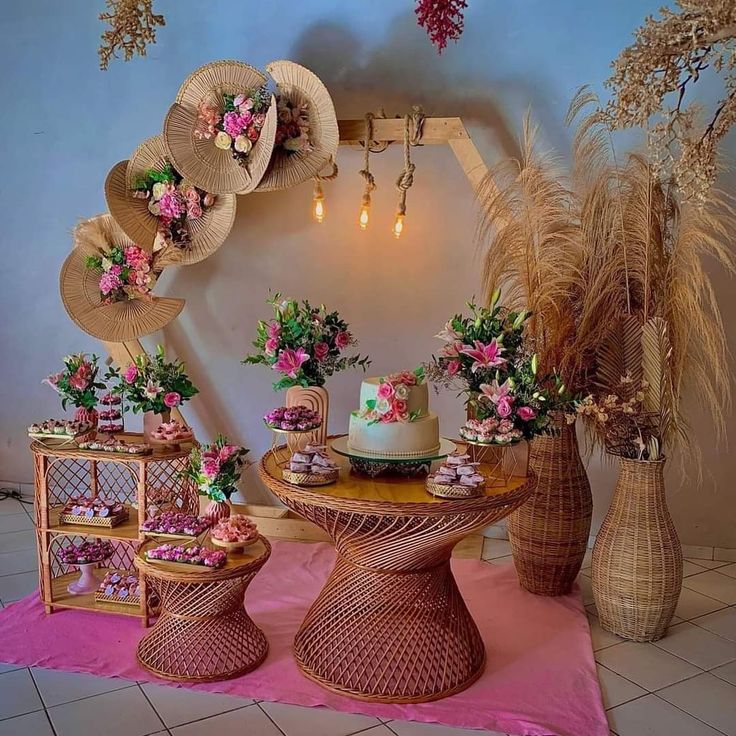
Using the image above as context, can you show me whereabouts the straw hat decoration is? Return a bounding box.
[104,135,236,267]
[163,60,278,195]
[60,214,184,342]
[255,60,339,192]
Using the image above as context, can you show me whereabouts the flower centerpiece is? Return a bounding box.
[131,159,216,250]
[263,405,321,432]
[184,435,249,522]
[354,367,426,425]
[274,96,311,154]
[196,87,270,166]
[85,244,155,304]
[108,345,198,438]
[60,539,115,595]
[243,293,370,390]
[43,353,106,426]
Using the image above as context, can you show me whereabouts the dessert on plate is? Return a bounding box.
[150,420,193,443]
[210,515,259,549]
[348,369,440,457]
[426,453,486,498]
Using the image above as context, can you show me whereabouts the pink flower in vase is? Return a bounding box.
[273,348,309,379]
[335,331,351,349]
[267,322,281,339]
[202,458,220,481]
[447,359,461,377]
[480,379,512,404]
[496,395,515,418]
[164,392,181,408]
[314,342,329,362]
[460,340,506,372]
[123,364,138,384]
[218,445,239,462]
[264,337,279,356]
[377,382,395,400]
[518,406,537,421]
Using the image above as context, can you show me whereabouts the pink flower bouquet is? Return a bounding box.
[274,97,312,154]
[43,353,105,411]
[185,435,249,503]
[243,293,370,391]
[85,244,156,304]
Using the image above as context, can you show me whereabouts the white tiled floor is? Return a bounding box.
[1,493,736,736]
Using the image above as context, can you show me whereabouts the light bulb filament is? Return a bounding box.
[392,213,405,239]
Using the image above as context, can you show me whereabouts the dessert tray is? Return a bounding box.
[77,437,152,456]
[145,543,227,570]
[209,515,259,551]
[140,512,212,539]
[148,420,194,450]
[28,419,95,448]
[426,453,486,499]
[282,444,339,486]
[330,436,456,478]
[94,570,141,606]
[59,497,130,528]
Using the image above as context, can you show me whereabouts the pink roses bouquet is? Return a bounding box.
[244,293,371,390]
[131,160,216,250]
[274,96,311,154]
[355,368,425,425]
[108,344,198,416]
[185,434,249,503]
[195,87,270,166]
[44,353,105,411]
[85,244,155,304]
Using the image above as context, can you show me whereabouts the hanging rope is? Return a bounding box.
[395,106,426,217]
[359,113,377,206]
[314,155,339,182]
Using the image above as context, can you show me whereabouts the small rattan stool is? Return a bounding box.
[134,536,270,681]
[259,437,536,703]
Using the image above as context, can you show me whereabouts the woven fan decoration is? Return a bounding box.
[105,135,237,266]
[255,60,339,192]
[163,60,278,195]
[60,214,184,342]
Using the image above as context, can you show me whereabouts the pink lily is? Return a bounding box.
[460,340,506,372]
[273,348,309,379]
[435,321,462,343]
[479,379,512,405]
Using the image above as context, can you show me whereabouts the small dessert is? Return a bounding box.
[96,570,141,601]
[141,512,211,537]
[210,515,258,549]
[459,418,523,445]
[264,405,321,432]
[99,408,122,421]
[283,444,339,486]
[61,495,127,519]
[28,418,93,437]
[100,393,122,405]
[146,543,226,568]
[426,454,485,498]
[78,437,150,454]
[99,422,124,434]
[150,420,193,443]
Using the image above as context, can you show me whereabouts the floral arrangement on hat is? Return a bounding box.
[243,293,371,391]
[354,367,426,425]
[195,86,270,166]
[131,159,216,249]
[60,540,114,566]
[426,291,528,398]
[184,434,249,503]
[85,243,156,304]
[274,96,311,154]
[107,344,198,415]
[43,353,105,411]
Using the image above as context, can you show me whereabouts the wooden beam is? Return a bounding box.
[448,120,491,195]
[338,117,468,145]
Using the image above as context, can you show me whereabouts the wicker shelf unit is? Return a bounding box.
[31,436,198,626]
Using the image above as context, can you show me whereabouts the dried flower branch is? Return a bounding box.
[415,0,468,52]
[603,0,736,202]
[98,0,165,71]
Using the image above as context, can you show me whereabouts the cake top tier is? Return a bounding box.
[357,369,428,420]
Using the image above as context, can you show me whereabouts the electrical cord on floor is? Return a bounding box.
[0,486,33,506]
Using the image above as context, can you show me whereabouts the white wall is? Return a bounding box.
[1,0,733,546]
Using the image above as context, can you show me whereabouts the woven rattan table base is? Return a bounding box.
[135,539,270,682]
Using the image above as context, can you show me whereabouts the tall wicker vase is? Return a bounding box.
[507,422,593,596]
[592,457,681,642]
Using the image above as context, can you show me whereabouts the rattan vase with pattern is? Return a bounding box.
[592,456,681,642]
[507,422,592,596]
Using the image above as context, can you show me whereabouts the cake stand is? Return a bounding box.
[330,436,456,478]
[266,423,323,457]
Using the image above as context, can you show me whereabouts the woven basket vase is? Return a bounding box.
[592,456,681,642]
[507,422,593,596]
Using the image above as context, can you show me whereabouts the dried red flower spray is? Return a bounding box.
[415,0,468,52]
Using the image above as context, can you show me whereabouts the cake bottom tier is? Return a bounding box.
[348,412,440,457]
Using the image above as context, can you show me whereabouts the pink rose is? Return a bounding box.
[497,396,514,418]
[202,458,220,480]
[69,374,89,391]
[264,337,279,356]
[184,187,200,204]
[314,342,329,362]
[187,202,203,219]
[392,399,408,415]
[447,359,461,377]
[123,364,138,384]
[396,411,410,423]
[335,331,351,349]
[218,445,238,462]
[164,392,181,408]
[376,381,395,400]
[518,406,537,421]
[380,409,396,423]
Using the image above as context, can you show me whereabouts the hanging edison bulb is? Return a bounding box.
[312,179,325,223]
[392,212,405,239]
[358,193,371,230]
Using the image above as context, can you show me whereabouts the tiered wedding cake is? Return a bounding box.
[348,370,440,457]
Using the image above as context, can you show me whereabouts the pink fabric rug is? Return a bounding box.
[0,540,606,736]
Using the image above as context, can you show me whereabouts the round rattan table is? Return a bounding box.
[134,536,270,681]
[258,438,536,703]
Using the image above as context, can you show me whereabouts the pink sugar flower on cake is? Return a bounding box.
[273,348,309,379]
[377,381,395,400]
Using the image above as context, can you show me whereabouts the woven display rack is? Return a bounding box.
[259,438,536,703]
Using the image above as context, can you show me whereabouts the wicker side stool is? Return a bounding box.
[134,536,270,681]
